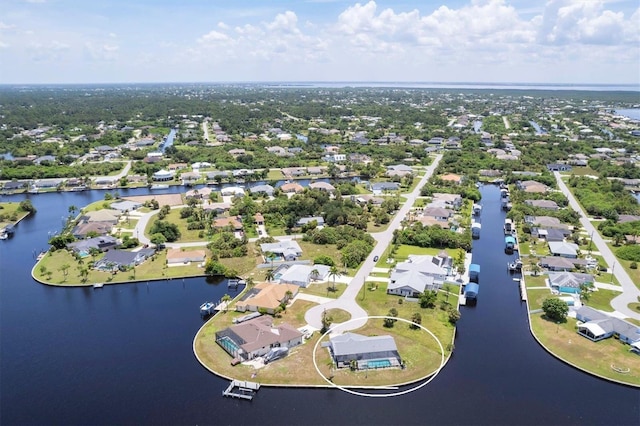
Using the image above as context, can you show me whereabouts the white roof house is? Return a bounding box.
[387,255,447,297]
[260,240,303,261]
[221,186,245,196]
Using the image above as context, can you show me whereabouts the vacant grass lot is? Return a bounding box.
[301,282,347,299]
[530,313,640,386]
[0,202,30,228]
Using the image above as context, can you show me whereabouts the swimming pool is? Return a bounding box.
[218,336,240,355]
[367,359,391,369]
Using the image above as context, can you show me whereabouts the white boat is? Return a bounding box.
[150,184,169,190]
[200,302,215,316]
[508,258,523,272]
[93,282,104,289]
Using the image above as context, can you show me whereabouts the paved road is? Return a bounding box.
[304,155,443,332]
[202,119,210,142]
[554,172,640,320]
[93,160,132,183]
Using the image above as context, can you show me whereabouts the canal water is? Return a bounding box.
[0,185,638,425]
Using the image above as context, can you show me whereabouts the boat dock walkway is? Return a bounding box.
[222,380,260,400]
[518,279,527,301]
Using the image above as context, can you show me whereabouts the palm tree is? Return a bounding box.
[265,269,275,282]
[246,277,255,288]
[329,265,340,292]
[221,294,232,312]
[310,268,319,281]
[265,251,276,268]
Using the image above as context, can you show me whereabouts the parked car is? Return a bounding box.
[373,255,379,262]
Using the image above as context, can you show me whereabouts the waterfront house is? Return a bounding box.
[575,306,640,346]
[152,169,174,182]
[280,182,305,194]
[517,180,549,193]
[81,209,121,223]
[221,186,245,197]
[260,240,303,262]
[180,172,201,186]
[525,216,571,231]
[110,200,143,212]
[254,213,264,226]
[185,187,213,199]
[387,255,448,297]
[533,228,570,242]
[94,248,155,271]
[538,256,576,271]
[432,193,463,210]
[281,167,306,178]
[525,200,560,210]
[422,207,454,222]
[548,241,579,258]
[235,282,299,314]
[166,248,205,265]
[308,182,335,192]
[547,272,594,294]
[67,236,119,254]
[215,316,303,361]
[328,332,402,370]
[307,166,325,175]
[249,184,275,197]
[71,221,114,239]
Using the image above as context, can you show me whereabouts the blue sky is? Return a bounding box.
[0,0,638,84]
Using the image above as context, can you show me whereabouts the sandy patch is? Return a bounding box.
[123,193,184,206]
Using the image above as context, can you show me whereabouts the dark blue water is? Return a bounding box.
[159,128,176,153]
[615,109,640,120]
[529,120,548,135]
[1,185,638,425]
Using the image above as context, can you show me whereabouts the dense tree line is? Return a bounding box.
[568,176,639,219]
[393,223,472,252]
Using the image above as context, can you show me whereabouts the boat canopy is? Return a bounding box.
[464,283,479,298]
[505,236,516,245]
[469,264,480,273]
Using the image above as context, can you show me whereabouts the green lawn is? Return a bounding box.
[561,166,599,177]
[0,202,30,228]
[145,209,207,243]
[530,313,640,386]
[34,247,207,286]
[585,288,622,313]
[267,169,284,180]
[301,281,347,299]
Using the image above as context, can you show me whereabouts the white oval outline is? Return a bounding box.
[312,315,446,397]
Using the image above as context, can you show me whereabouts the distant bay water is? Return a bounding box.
[615,109,640,120]
[264,81,640,92]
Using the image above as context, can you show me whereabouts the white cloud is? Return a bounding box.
[0,22,16,31]
[83,42,119,61]
[538,0,638,45]
[198,30,230,44]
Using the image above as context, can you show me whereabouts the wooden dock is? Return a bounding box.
[223,380,260,400]
[519,279,527,301]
